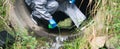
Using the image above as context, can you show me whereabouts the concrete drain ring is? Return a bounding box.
[9,0,87,40]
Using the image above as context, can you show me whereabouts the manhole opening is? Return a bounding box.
[24,0,95,35]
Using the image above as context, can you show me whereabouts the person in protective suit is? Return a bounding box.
[25,0,75,29]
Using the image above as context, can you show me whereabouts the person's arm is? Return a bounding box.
[31,0,57,29]
[31,0,52,20]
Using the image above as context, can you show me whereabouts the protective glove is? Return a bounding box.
[69,0,75,4]
[48,19,57,29]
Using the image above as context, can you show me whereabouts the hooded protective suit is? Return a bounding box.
[25,0,86,28]
[25,0,59,20]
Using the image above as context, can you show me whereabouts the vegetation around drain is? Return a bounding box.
[0,0,120,49]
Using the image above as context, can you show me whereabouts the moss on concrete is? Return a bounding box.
[58,18,73,29]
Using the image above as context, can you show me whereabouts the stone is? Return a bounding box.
[89,36,107,49]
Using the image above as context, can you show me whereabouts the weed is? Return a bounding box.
[0,0,38,49]
[0,0,120,49]
[64,0,120,49]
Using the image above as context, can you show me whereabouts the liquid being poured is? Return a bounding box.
[50,36,68,49]
[58,27,61,35]
[50,27,68,49]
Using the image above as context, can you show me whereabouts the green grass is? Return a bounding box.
[9,29,37,49]
[0,0,6,31]
[64,0,120,49]
[112,0,120,49]
[0,0,38,49]
[0,0,7,17]
[0,0,120,49]
[64,36,89,49]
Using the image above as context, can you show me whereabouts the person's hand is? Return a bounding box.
[69,0,75,4]
[48,19,57,29]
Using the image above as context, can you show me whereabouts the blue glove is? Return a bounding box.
[69,0,75,4]
[48,19,57,29]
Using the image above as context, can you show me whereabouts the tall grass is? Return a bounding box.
[0,0,38,49]
[0,0,7,31]
[0,0,13,32]
[0,0,120,49]
[64,0,120,49]
[8,27,37,49]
